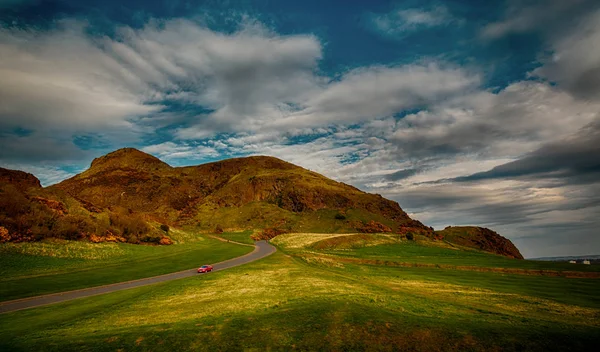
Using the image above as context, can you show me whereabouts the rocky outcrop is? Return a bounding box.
[436,226,523,259]
[0,167,41,191]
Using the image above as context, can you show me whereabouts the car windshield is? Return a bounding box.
[201,265,209,268]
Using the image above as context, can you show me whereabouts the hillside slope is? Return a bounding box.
[436,226,524,259]
[0,165,168,244]
[1,148,524,259]
[53,148,428,235]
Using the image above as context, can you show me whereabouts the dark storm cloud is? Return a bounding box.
[383,168,419,181]
[452,119,600,185]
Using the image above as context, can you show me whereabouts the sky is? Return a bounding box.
[1,0,599,258]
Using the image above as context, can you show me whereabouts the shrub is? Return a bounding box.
[109,212,149,240]
[406,233,414,241]
[160,224,170,233]
[0,226,10,243]
[252,227,287,241]
[159,237,173,245]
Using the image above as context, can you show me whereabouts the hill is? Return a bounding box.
[52,148,429,235]
[436,226,524,259]
[1,148,522,258]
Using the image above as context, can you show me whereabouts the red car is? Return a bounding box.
[197,265,213,273]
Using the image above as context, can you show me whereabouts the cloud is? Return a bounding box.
[372,5,456,35]
[0,18,323,157]
[0,132,89,162]
[450,118,600,185]
[0,21,161,133]
[390,81,600,159]
[531,9,600,99]
[273,63,480,129]
[383,168,419,181]
[480,0,594,39]
[141,141,219,161]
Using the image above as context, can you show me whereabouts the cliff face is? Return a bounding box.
[436,226,524,259]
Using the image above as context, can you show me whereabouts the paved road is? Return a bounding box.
[0,240,276,314]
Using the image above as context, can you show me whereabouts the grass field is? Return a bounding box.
[214,230,255,245]
[1,233,598,351]
[0,234,253,301]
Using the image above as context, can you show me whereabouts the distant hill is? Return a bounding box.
[436,226,524,259]
[0,148,523,258]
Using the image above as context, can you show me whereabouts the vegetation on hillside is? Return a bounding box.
[1,149,523,260]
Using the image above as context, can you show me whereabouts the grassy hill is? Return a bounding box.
[2,148,439,247]
[53,148,425,234]
[3,148,530,262]
[1,233,598,351]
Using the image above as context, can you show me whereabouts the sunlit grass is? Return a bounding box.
[1,251,599,351]
[0,234,252,301]
[0,238,126,260]
[1,232,598,351]
[271,232,355,248]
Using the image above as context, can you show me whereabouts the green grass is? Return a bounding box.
[274,233,600,272]
[0,235,253,301]
[1,233,598,351]
[215,230,255,245]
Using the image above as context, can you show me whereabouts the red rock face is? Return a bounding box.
[436,226,524,259]
[358,220,393,233]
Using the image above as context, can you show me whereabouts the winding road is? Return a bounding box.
[0,240,276,314]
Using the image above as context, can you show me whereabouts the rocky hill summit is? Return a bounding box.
[0,148,523,258]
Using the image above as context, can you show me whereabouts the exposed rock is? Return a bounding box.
[0,167,41,191]
[357,220,393,233]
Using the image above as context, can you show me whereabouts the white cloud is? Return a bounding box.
[373,6,456,34]
[142,141,219,161]
[272,63,480,129]
[0,22,161,132]
[0,18,323,142]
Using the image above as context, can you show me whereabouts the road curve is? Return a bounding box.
[0,240,276,314]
